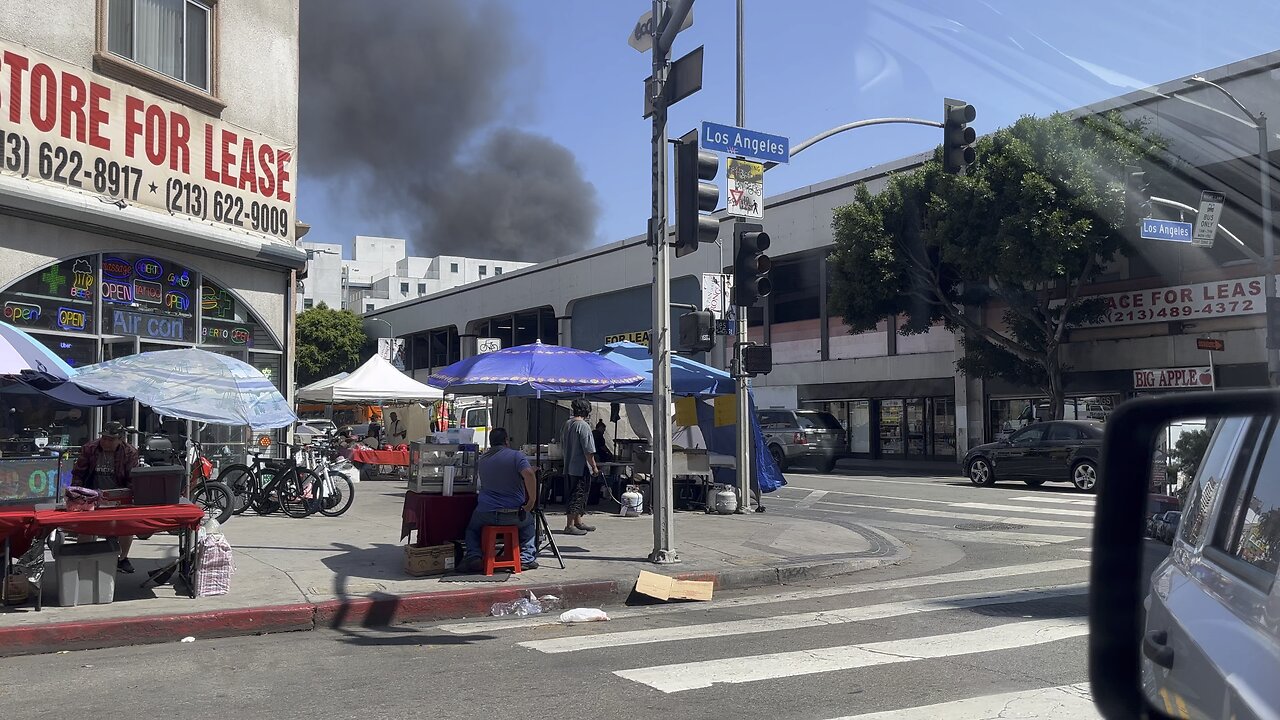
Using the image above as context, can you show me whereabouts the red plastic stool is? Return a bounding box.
[481,525,523,575]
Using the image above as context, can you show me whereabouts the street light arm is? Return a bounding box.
[1150,195,1263,265]
[656,0,694,56]
[761,117,944,171]
[1187,76,1261,126]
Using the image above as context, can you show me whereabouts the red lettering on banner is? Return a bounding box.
[257,144,275,197]
[1250,280,1262,294]
[276,150,291,201]
[219,129,237,187]
[1180,288,1193,303]
[4,51,29,124]
[87,82,110,150]
[59,71,87,142]
[28,63,56,132]
[1232,282,1247,298]
[124,95,144,158]
[144,103,167,166]
[203,124,219,182]
[170,113,190,173]
[238,137,257,193]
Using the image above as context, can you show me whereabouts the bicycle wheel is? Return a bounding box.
[217,464,257,516]
[317,471,356,517]
[191,481,235,525]
[279,468,320,518]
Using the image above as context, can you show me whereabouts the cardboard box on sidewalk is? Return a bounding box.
[634,570,714,601]
[404,543,455,577]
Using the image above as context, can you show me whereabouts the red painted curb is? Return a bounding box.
[0,602,315,657]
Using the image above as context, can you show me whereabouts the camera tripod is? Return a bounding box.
[534,473,565,569]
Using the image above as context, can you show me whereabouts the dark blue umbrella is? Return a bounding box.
[427,341,645,395]
[504,341,732,400]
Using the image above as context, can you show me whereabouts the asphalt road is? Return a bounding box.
[1,473,1169,719]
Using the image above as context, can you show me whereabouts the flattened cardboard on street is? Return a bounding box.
[634,570,714,601]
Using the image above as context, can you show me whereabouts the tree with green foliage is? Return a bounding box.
[295,303,367,386]
[1169,428,1212,495]
[829,112,1166,418]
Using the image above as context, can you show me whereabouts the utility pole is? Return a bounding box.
[733,0,753,512]
[647,0,692,564]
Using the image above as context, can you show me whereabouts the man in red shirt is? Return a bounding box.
[70,421,140,573]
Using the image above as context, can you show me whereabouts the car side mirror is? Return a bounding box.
[1090,388,1280,720]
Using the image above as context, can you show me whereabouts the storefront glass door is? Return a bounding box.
[879,399,904,456]
[849,400,871,454]
[905,398,926,456]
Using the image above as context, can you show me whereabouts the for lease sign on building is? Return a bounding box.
[1133,366,1214,389]
[1083,276,1269,327]
[0,39,296,242]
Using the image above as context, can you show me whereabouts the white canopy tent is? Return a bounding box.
[296,371,348,398]
[295,354,442,403]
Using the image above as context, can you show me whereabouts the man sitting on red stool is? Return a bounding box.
[70,421,140,573]
[461,428,538,572]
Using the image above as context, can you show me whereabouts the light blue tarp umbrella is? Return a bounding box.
[0,321,75,380]
[71,348,297,429]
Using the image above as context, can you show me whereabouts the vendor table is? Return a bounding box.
[351,448,410,466]
[0,507,37,605]
[9,503,206,608]
[401,491,478,547]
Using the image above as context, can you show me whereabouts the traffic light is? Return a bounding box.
[674,130,720,257]
[731,222,772,307]
[943,98,977,175]
[678,310,715,353]
[1124,165,1151,237]
[741,344,773,376]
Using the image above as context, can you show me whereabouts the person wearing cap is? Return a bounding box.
[70,421,141,573]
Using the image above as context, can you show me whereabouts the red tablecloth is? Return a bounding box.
[0,507,37,556]
[352,448,410,466]
[31,504,205,538]
[401,491,478,547]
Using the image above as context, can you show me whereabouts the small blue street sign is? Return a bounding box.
[1140,218,1194,243]
[701,121,789,164]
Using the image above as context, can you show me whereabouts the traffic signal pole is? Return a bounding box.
[733,0,753,511]
[648,0,691,564]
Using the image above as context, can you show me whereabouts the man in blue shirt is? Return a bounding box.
[462,428,539,572]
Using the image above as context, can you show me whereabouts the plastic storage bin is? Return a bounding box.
[53,539,118,606]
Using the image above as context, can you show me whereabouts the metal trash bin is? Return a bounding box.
[53,538,119,606]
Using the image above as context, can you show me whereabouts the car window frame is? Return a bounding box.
[1009,424,1047,445]
[1202,416,1280,592]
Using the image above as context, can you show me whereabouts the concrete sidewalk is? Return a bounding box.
[0,481,906,655]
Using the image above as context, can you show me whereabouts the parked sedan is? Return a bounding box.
[1156,510,1182,544]
[962,420,1104,492]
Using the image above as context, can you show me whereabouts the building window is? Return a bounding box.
[494,267,503,275]
[450,263,459,273]
[479,266,488,277]
[107,0,211,91]
[365,303,374,312]
[417,283,427,295]
[303,298,314,309]
[400,282,409,295]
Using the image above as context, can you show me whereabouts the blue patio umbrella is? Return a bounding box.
[0,321,75,380]
[70,348,297,429]
[427,341,645,395]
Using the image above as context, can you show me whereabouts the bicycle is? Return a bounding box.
[299,436,356,517]
[217,443,322,519]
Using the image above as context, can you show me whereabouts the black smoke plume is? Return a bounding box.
[299,0,599,261]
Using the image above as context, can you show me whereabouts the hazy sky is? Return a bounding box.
[296,0,1280,260]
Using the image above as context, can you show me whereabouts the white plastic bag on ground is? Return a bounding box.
[559,608,609,623]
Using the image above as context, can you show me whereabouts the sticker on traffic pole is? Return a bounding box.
[726,157,764,219]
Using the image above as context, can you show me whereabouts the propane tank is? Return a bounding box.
[620,486,644,517]
[714,485,739,515]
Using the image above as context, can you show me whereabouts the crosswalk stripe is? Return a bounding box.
[779,486,1095,519]
[795,489,829,508]
[825,682,1098,719]
[1009,495,1096,505]
[613,617,1089,692]
[871,520,1082,546]
[438,558,1090,635]
[953,501,1095,517]
[518,583,1086,654]
[799,501,1096,529]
